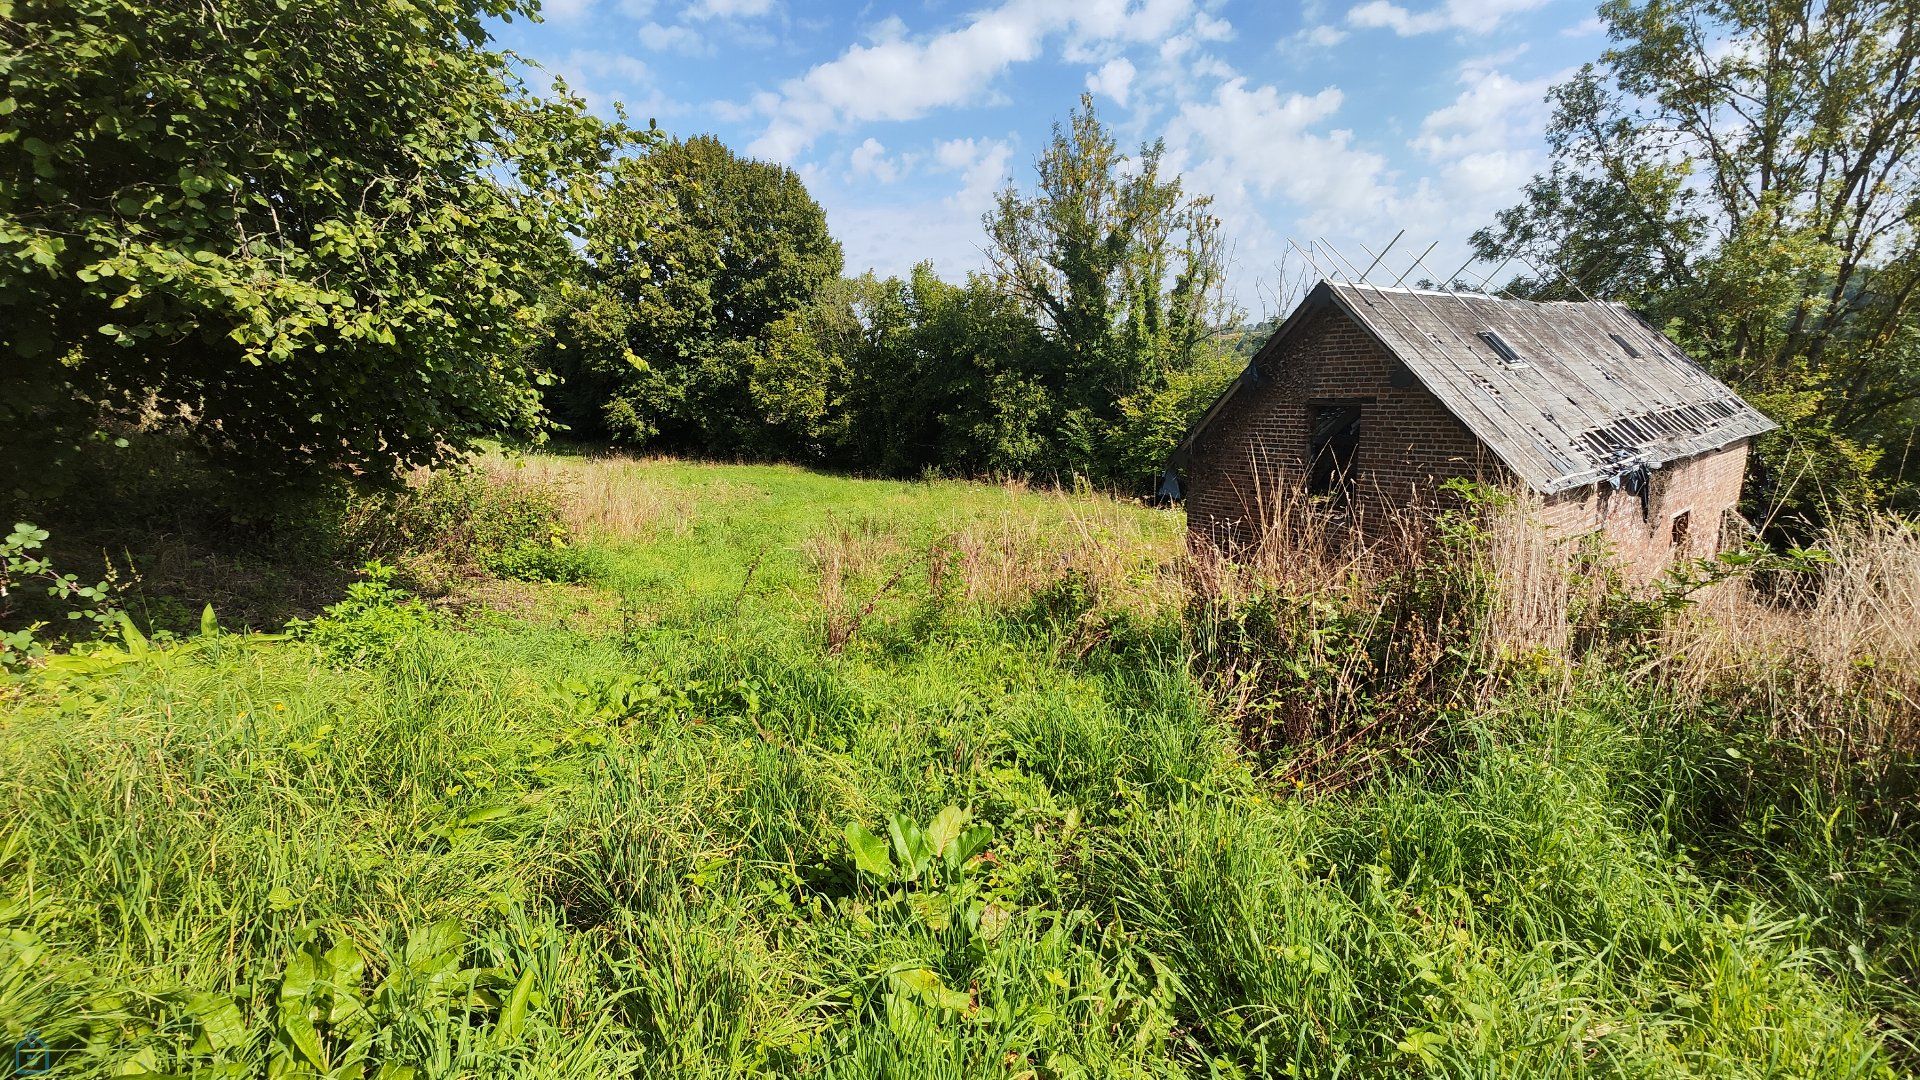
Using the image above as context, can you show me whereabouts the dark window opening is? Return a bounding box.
[1608,332,1642,358]
[1477,330,1526,367]
[1671,509,1691,547]
[1307,405,1363,498]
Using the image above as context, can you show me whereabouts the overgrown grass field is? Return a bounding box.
[2,456,1915,1077]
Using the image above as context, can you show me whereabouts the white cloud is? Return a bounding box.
[547,48,655,111]
[686,0,773,19]
[745,0,1222,160]
[1168,78,1399,228]
[543,0,596,21]
[637,21,706,53]
[1087,56,1136,106]
[1562,15,1605,36]
[850,137,903,182]
[1296,24,1349,47]
[1346,0,1548,37]
[934,137,1014,212]
[1192,11,1234,41]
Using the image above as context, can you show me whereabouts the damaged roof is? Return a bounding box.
[1177,280,1776,495]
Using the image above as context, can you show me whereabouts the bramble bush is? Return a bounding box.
[345,468,593,590]
[0,522,117,668]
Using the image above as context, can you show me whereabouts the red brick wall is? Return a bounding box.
[1537,440,1751,578]
[1184,304,1498,548]
[1182,303,1753,577]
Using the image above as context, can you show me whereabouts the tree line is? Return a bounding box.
[4,0,1916,523]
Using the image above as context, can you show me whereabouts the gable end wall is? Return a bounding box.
[1184,304,1496,548]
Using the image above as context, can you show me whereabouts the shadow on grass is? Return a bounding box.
[9,435,370,636]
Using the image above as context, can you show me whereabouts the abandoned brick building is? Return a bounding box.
[1167,280,1776,572]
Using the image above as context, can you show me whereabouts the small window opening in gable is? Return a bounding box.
[1477,330,1528,368]
[1307,404,1363,499]
[1670,509,1691,547]
[1608,332,1643,358]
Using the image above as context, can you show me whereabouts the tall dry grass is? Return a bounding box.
[1667,516,1920,760]
[1183,479,1919,772]
[479,453,696,538]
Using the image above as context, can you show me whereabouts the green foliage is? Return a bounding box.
[843,806,993,889]
[1473,0,1920,527]
[538,98,1237,491]
[349,468,591,588]
[0,522,117,667]
[1571,538,1834,654]
[0,0,636,495]
[2,458,1912,1077]
[1190,482,1503,782]
[287,561,434,667]
[983,94,1236,485]
[542,135,842,455]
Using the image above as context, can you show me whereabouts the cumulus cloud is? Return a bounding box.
[850,137,903,182]
[1296,24,1349,48]
[686,0,773,19]
[1346,0,1547,37]
[1167,78,1399,229]
[543,0,596,21]
[934,136,1015,212]
[546,49,657,112]
[745,0,1219,160]
[637,21,707,53]
[1087,56,1136,106]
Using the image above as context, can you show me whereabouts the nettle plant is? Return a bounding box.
[0,522,117,667]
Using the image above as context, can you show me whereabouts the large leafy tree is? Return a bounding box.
[984,95,1233,482]
[544,134,841,454]
[0,0,630,497]
[1473,0,1920,524]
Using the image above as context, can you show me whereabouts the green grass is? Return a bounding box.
[1,457,1912,1077]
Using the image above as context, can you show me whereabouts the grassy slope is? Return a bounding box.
[0,457,1907,1077]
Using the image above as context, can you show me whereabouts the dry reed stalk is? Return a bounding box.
[938,497,1182,620]
[1664,516,1920,759]
[1481,489,1575,656]
[804,521,911,653]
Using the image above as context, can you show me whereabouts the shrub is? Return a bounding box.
[1188,482,1503,789]
[0,522,119,667]
[287,561,433,667]
[343,466,592,589]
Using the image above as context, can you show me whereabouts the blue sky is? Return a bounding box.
[494,0,1611,320]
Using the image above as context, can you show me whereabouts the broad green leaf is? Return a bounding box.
[280,1011,327,1071]
[402,918,465,973]
[116,611,149,655]
[184,991,247,1051]
[201,603,219,637]
[280,947,319,1004]
[925,805,968,857]
[887,814,934,882]
[844,822,892,881]
[889,967,970,1013]
[949,825,993,870]
[493,965,536,1046]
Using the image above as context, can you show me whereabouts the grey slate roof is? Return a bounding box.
[1178,280,1776,496]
